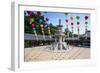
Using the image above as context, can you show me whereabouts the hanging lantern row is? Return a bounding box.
[31,23,36,32]
[26,11,50,35]
[30,17,49,25]
[84,16,89,32]
[76,16,80,35]
[65,16,89,23]
[77,28,80,35]
[47,26,50,34]
[71,22,74,33]
[40,24,44,31]
[65,19,69,33]
[85,22,88,31]
[31,23,51,34]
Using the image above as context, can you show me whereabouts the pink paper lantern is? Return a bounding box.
[32,23,35,27]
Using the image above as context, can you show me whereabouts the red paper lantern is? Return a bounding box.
[65,19,68,23]
[85,16,88,20]
[37,11,41,16]
[72,26,74,29]
[45,18,49,21]
[77,22,80,25]
[66,24,68,26]
[41,27,44,30]
[48,29,50,32]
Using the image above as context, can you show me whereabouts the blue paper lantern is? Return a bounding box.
[39,19,43,23]
[32,28,36,31]
[45,25,48,28]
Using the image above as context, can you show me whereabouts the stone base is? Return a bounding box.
[52,42,69,52]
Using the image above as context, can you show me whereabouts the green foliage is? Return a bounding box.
[64,31,73,37]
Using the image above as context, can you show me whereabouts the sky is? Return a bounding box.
[43,12,90,34]
[25,11,90,34]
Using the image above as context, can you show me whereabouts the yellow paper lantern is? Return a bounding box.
[85,25,88,28]
[48,32,51,34]
[48,30,50,32]
[70,16,74,20]
[32,18,35,22]
[40,24,44,28]
[48,27,50,29]
[77,25,80,28]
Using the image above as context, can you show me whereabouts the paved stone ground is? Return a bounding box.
[24,46,90,62]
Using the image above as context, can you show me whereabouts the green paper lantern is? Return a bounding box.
[85,21,88,24]
[71,30,73,33]
[64,13,68,15]
[76,16,80,20]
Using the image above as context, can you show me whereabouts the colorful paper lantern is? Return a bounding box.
[65,28,69,32]
[77,28,79,31]
[77,25,80,28]
[41,27,44,30]
[65,19,68,23]
[64,13,68,15]
[71,30,73,33]
[32,23,35,27]
[40,24,44,28]
[29,11,32,16]
[37,11,41,16]
[85,16,88,20]
[70,16,74,20]
[76,16,80,20]
[85,25,88,27]
[45,25,48,28]
[48,29,50,32]
[77,22,80,25]
[72,26,74,29]
[66,24,68,27]
[32,28,36,31]
[39,19,43,23]
[45,18,49,21]
[48,27,50,29]
[32,18,35,23]
[71,22,74,25]
[85,21,88,24]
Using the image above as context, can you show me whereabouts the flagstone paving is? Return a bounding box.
[24,46,90,62]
